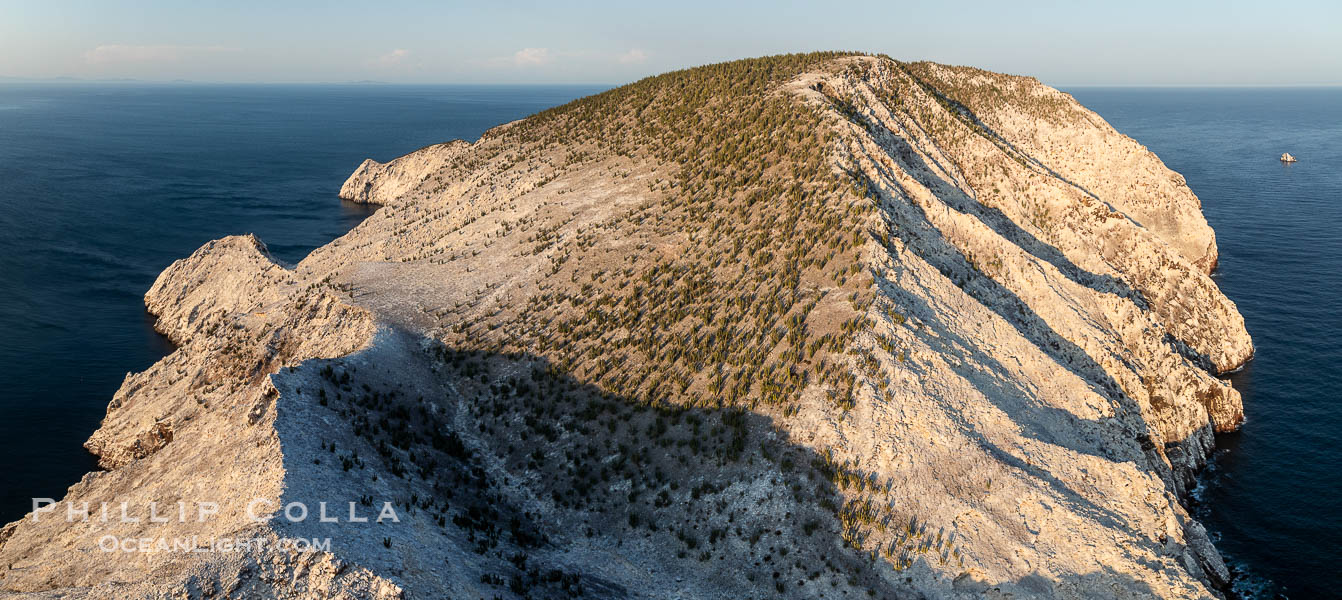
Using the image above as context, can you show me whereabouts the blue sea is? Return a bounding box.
[1,82,1338,597]
[0,82,602,522]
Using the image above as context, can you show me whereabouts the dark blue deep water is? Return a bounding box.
[0,82,601,524]
[1067,87,1342,599]
[1,83,1338,597]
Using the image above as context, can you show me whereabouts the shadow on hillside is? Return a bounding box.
[885,104,1222,373]
[277,334,905,598]
[859,93,1230,376]
[855,97,1231,484]
[846,117,1196,504]
[876,275,1139,531]
[264,306,1219,598]
[866,77,1228,376]
[952,564,1166,599]
[900,69,1118,212]
[852,109,1151,312]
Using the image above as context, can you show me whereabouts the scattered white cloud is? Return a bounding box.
[371,48,412,67]
[513,47,552,66]
[617,49,647,64]
[485,47,641,72]
[83,44,237,64]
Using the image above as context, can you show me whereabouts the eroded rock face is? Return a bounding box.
[1,55,1250,599]
[339,141,473,208]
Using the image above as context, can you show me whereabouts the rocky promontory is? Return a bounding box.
[1,53,1250,599]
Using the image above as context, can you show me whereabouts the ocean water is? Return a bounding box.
[2,82,1338,597]
[0,82,603,525]
[1067,86,1342,599]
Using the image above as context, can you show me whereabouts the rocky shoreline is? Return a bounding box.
[0,54,1251,599]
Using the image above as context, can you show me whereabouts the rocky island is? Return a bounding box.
[0,53,1251,599]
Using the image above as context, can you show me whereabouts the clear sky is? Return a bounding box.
[2,0,1339,86]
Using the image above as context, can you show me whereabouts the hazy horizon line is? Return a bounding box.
[4,75,1341,89]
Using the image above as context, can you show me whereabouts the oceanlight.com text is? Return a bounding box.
[98,535,332,553]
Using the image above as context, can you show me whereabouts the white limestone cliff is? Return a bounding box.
[0,55,1251,600]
